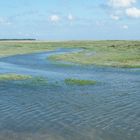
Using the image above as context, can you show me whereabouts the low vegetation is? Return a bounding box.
[0,41,54,57]
[0,74,47,86]
[0,74,32,81]
[49,40,140,68]
[28,76,48,85]
[0,40,140,68]
[65,78,96,86]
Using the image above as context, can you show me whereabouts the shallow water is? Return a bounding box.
[0,49,140,140]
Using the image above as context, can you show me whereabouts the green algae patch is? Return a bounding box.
[29,76,48,85]
[21,76,48,87]
[65,78,96,86]
[0,74,32,81]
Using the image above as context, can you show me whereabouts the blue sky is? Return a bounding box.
[0,0,140,40]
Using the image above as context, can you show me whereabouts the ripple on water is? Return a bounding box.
[0,49,140,140]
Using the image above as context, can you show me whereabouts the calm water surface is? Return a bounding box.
[0,49,140,140]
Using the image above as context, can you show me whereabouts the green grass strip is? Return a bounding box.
[0,74,32,81]
[65,78,96,86]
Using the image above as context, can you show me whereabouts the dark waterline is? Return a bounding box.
[0,49,140,140]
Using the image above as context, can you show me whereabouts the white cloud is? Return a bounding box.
[126,7,140,18]
[122,25,128,29]
[68,14,74,21]
[49,15,60,23]
[108,0,136,8]
[107,0,140,19]
[111,15,120,20]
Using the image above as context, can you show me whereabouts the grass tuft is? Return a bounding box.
[0,74,32,81]
[65,78,96,86]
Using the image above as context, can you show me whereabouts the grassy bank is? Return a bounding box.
[0,40,140,68]
[0,41,55,57]
[49,40,140,68]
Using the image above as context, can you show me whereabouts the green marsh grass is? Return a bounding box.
[65,78,96,86]
[0,42,55,57]
[0,40,140,68]
[49,40,140,68]
[0,74,48,87]
[0,74,32,81]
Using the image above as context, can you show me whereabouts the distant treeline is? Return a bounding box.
[0,39,36,41]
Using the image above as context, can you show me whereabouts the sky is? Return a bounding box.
[0,0,140,40]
